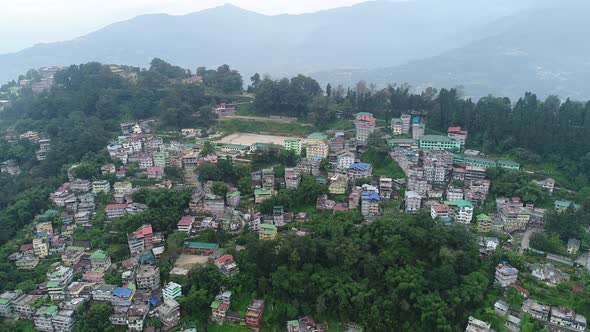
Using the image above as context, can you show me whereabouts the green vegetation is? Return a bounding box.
[218,119,315,136]
[361,133,405,179]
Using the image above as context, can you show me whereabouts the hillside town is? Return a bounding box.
[0,106,586,332]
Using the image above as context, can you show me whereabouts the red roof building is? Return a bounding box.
[177,216,194,233]
[246,299,265,329]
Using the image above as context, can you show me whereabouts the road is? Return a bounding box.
[520,228,543,254]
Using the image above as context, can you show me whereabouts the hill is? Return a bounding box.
[0,1,532,84]
[313,2,590,99]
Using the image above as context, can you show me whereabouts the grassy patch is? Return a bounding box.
[219,119,315,136]
[361,147,405,179]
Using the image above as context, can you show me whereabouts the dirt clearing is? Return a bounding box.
[216,133,296,145]
[174,254,209,269]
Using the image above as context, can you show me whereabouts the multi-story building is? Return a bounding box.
[177,216,194,234]
[412,123,425,140]
[254,189,273,204]
[391,118,403,136]
[70,179,92,193]
[226,191,241,207]
[329,174,348,195]
[361,192,380,217]
[157,298,181,330]
[465,166,487,182]
[521,300,550,321]
[534,178,556,195]
[499,205,530,233]
[214,255,240,277]
[34,305,59,332]
[465,316,492,332]
[246,299,265,329]
[379,177,393,199]
[90,250,111,270]
[337,151,356,169]
[33,238,49,258]
[495,263,519,287]
[447,126,468,147]
[127,224,154,256]
[259,224,277,240]
[404,191,422,214]
[419,135,461,151]
[92,284,116,302]
[113,182,133,203]
[163,282,182,300]
[446,188,464,201]
[204,194,225,216]
[408,176,430,196]
[305,133,328,146]
[285,170,301,190]
[550,307,587,331]
[476,214,493,233]
[153,151,170,168]
[61,246,84,266]
[136,265,160,290]
[447,200,474,224]
[307,142,329,160]
[92,180,110,194]
[16,255,40,270]
[347,163,372,181]
[354,114,376,143]
[220,144,249,156]
[273,206,285,227]
[401,114,411,134]
[431,204,451,220]
[297,159,321,176]
[12,294,43,318]
[284,139,303,155]
[106,203,128,219]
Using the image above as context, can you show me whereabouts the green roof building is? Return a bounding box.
[419,135,461,151]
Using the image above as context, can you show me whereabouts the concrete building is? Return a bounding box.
[534,178,555,194]
[285,171,301,190]
[419,135,461,151]
[379,177,393,199]
[465,316,492,332]
[361,192,380,217]
[204,194,225,216]
[113,181,133,203]
[521,299,550,321]
[354,114,377,143]
[70,179,92,193]
[259,224,277,240]
[337,151,356,169]
[329,174,348,195]
[92,180,110,194]
[307,142,329,160]
[391,118,403,135]
[177,216,194,234]
[401,114,411,134]
[447,126,468,147]
[106,203,128,219]
[246,299,265,329]
[163,282,182,300]
[412,123,425,140]
[33,238,49,258]
[404,191,422,214]
[128,224,154,256]
[284,139,303,155]
[495,263,518,287]
[157,298,180,330]
[347,163,372,181]
[90,250,111,270]
[136,265,161,290]
[550,307,587,331]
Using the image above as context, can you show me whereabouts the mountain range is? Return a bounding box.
[1,0,589,99]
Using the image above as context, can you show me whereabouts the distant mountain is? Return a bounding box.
[313,1,590,100]
[0,0,533,84]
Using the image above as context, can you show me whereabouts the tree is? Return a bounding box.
[210,181,228,198]
[75,304,114,332]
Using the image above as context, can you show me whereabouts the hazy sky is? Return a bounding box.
[0,0,369,54]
